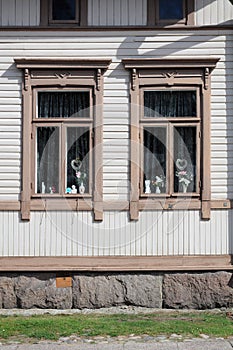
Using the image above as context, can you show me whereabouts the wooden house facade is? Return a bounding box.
[0,0,233,309]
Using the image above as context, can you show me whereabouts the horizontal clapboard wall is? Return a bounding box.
[0,31,231,200]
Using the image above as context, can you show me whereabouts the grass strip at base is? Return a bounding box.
[0,311,233,342]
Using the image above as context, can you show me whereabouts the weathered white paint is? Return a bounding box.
[0,210,231,257]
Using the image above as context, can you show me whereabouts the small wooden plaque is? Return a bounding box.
[56,276,72,288]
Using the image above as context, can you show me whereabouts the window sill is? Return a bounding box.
[139,198,201,210]
[30,198,93,211]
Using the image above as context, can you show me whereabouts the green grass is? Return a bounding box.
[0,312,233,342]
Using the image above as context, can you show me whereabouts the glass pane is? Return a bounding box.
[36,127,59,194]
[52,0,76,20]
[38,91,90,118]
[174,127,196,193]
[66,127,90,194]
[144,91,196,118]
[159,0,183,20]
[144,127,166,194]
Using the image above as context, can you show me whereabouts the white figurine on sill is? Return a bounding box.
[71,185,77,194]
[145,180,151,194]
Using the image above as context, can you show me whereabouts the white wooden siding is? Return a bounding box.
[0,210,231,256]
[195,0,233,26]
[0,31,232,200]
[0,0,232,27]
[0,0,40,26]
[0,29,232,256]
[88,0,147,26]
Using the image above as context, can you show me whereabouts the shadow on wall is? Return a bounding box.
[111,0,233,252]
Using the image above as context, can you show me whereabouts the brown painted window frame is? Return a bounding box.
[40,0,88,27]
[147,0,195,26]
[139,86,201,198]
[122,57,219,221]
[14,58,111,221]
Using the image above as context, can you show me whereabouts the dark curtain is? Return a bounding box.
[144,127,166,193]
[38,91,90,119]
[174,127,196,192]
[66,127,90,192]
[37,127,59,194]
[144,91,196,118]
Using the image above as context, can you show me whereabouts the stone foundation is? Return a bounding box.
[0,271,232,309]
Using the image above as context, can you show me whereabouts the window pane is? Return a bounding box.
[37,127,59,194]
[144,127,166,194]
[66,127,90,194]
[52,0,76,20]
[174,127,196,193]
[38,91,90,118]
[159,0,183,20]
[144,91,196,118]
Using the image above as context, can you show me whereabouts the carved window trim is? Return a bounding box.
[14,58,111,221]
[147,0,195,27]
[40,0,88,27]
[122,57,219,221]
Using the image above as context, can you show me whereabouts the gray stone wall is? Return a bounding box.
[0,272,232,309]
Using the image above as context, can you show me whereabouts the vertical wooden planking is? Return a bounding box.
[128,0,135,25]
[222,211,228,255]
[0,210,232,257]
[142,0,147,25]
[60,212,66,256]
[230,210,233,254]
[113,0,121,26]
[135,0,142,26]
[107,0,114,26]
[197,0,204,24]
[0,212,3,256]
[121,0,128,26]
[211,0,218,25]
[15,0,23,26]
[29,0,38,26]
[157,211,163,255]
[87,0,92,25]
[21,0,29,26]
[196,0,233,25]
[92,0,99,25]
[100,0,107,26]
[65,212,72,256]
[0,0,2,26]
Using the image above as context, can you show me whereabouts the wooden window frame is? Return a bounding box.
[147,0,195,26]
[122,57,219,221]
[40,0,88,27]
[140,86,201,198]
[14,58,111,221]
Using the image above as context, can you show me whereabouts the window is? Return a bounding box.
[40,0,87,26]
[147,0,194,26]
[122,58,219,220]
[141,88,200,196]
[33,89,92,196]
[15,58,111,221]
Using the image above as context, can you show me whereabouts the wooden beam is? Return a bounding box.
[0,255,232,272]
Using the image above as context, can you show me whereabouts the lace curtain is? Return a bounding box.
[143,91,196,193]
[36,91,90,194]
